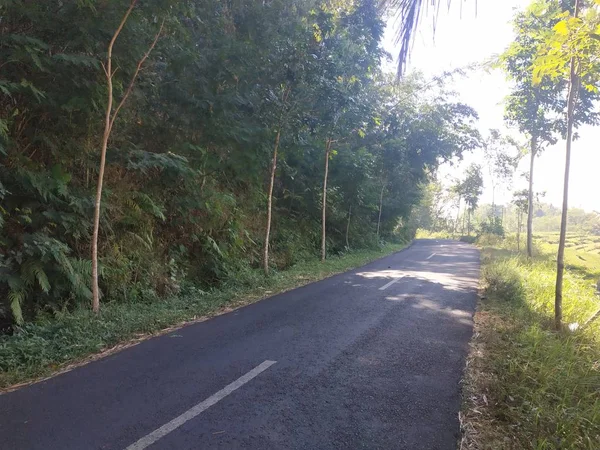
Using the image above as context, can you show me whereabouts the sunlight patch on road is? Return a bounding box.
[356,269,404,280]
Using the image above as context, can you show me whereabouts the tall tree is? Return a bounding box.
[482,129,521,212]
[533,0,600,330]
[461,163,484,235]
[512,189,530,252]
[501,0,599,259]
[91,1,163,313]
[501,1,562,258]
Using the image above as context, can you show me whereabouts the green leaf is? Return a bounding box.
[554,20,568,36]
[8,290,25,325]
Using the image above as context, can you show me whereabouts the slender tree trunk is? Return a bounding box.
[517,210,521,252]
[455,196,461,234]
[263,128,282,276]
[467,210,471,235]
[377,181,385,239]
[527,135,537,258]
[263,87,290,276]
[321,138,331,262]
[555,2,580,331]
[92,0,137,313]
[345,204,352,249]
[91,1,162,313]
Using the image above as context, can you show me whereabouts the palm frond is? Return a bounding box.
[383,0,472,76]
[382,0,425,76]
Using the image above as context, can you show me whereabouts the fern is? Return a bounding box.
[126,231,154,251]
[34,266,50,293]
[8,290,25,325]
[132,192,166,221]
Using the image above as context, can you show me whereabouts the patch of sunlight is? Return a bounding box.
[356,269,404,279]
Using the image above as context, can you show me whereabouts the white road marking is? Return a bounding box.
[125,360,277,450]
[426,253,436,260]
[379,277,403,291]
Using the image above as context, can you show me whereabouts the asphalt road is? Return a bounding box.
[0,239,480,450]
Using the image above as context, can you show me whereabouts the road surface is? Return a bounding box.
[0,239,480,450]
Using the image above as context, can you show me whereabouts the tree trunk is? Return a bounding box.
[263,128,282,276]
[91,100,113,313]
[321,138,331,262]
[467,209,471,235]
[377,181,385,239]
[91,1,162,313]
[92,0,137,313]
[527,134,537,258]
[455,196,461,234]
[517,210,521,252]
[345,204,352,249]
[555,1,580,331]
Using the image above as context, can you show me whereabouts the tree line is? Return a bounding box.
[0,0,480,326]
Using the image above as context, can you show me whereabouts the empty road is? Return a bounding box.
[0,239,479,450]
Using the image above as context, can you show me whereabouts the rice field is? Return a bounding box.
[533,231,600,279]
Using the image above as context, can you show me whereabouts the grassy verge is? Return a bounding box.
[0,243,407,391]
[461,243,600,449]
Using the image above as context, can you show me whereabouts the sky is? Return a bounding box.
[383,0,600,213]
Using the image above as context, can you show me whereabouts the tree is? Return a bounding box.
[461,163,484,235]
[512,189,529,252]
[482,129,521,211]
[501,0,599,259]
[533,0,600,330]
[501,1,563,258]
[91,1,164,313]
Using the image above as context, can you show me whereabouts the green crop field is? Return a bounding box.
[532,232,600,279]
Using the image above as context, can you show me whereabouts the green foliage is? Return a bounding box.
[0,0,478,328]
[479,217,505,237]
[500,0,600,180]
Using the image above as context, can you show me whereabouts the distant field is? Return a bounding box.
[533,231,600,278]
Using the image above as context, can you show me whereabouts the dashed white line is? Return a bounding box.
[379,277,403,291]
[426,253,436,260]
[125,360,277,450]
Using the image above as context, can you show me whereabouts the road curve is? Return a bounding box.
[0,239,480,450]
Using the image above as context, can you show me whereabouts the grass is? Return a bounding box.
[461,238,600,449]
[0,243,407,391]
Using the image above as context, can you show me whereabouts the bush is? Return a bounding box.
[479,216,505,237]
[477,233,504,247]
[482,258,525,304]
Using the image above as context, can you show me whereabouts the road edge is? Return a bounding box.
[1,241,412,394]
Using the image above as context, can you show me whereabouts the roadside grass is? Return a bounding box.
[461,240,600,449]
[0,243,407,391]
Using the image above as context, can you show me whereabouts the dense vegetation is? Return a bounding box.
[0,1,479,328]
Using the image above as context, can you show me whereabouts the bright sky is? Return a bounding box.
[383,0,600,213]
